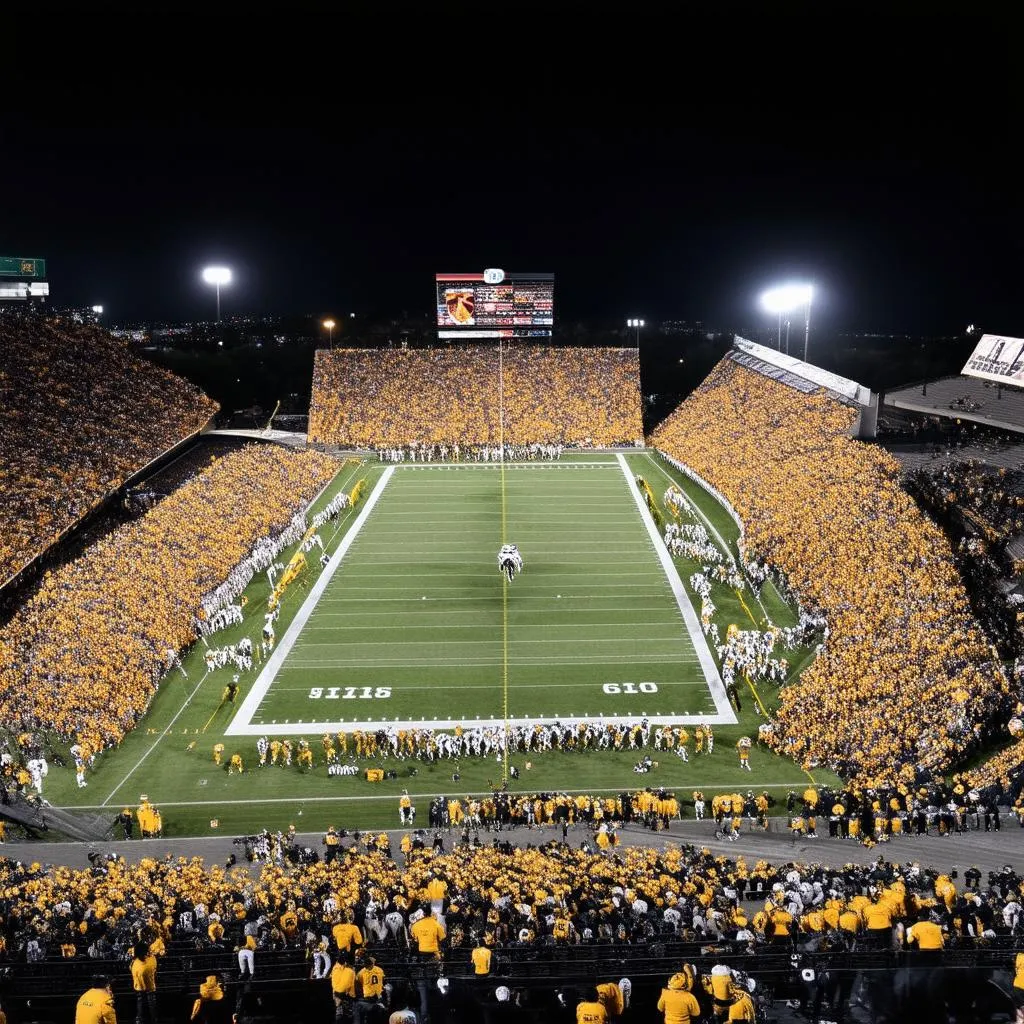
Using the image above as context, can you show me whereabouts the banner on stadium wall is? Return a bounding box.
[961,334,1024,386]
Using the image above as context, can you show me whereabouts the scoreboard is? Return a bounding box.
[436,270,554,338]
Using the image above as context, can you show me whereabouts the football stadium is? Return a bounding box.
[3,289,1024,1020]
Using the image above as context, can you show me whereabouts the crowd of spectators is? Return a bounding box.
[651,359,1011,787]
[2,832,1022,1000]
[307,346,642,448]
[0,313,219,585]
[905,461,1024,659]
[0,445,337,750]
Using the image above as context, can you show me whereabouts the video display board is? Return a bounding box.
[962,334,1024,386]
[436,271,554,338]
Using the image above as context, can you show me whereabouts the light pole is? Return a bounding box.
[201,266,232,323]
[322,318,336,349]
[627,318,645,346]
[760,284,813,360]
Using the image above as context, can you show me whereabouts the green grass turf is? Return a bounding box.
[35,450,840,839]
[245,457,713,728]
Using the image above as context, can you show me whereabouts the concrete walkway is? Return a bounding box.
[3,817,1022,876]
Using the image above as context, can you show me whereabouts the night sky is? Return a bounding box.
[2,29,1018,336]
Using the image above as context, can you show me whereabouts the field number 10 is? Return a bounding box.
[603,682,658,694]
[308,687,392,699]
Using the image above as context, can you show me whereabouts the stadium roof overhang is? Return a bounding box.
[731,336,873,408]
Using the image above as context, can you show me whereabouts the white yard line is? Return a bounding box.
[225,468,396,736]
[229,710,729,735]
[616,453,736,724]
[102,670,210,806]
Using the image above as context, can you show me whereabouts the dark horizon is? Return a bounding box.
[1,30,1019,340]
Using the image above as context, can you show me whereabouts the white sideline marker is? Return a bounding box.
[226,467,396,736]
[615,453,736,724]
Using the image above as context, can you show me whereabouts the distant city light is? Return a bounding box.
[201,266,232,323]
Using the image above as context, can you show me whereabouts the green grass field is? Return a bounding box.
[36,449,840,839]
[230,454,726,734]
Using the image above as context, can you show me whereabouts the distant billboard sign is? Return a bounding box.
[962,334,1024,386]
[0,256,46,277]
[435,272,554,337]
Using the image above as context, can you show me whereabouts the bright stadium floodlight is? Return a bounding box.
[91,305,103,316]
[761,283,813,358]
[627,318,645,345]
[201,266,232,322]
[322,318,336,349]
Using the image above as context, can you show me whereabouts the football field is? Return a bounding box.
[227,454,733,736]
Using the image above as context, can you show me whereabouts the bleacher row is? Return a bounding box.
[0,313,219,588]
[728,349,818,394]
[307,346,643,448]
[887,374,1024,432]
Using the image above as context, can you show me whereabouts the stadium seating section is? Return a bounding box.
[0,838,1019,1023]
[0,315,219,585]
[307,346,642,448]
[0,445,337,749]
[651,358,1009,786]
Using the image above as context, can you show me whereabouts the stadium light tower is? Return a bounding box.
[201,266,232,323]
[760,284,813,360]
[627,318,645,346]
[322,318,336,349]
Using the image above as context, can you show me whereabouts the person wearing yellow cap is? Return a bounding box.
[658,973,701,1024]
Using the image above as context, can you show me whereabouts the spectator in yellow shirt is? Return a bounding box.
[354,955,385,1024]
[658,973,702,1024]
[130,942,157,1022]
[906,910,945,954]
[410,906,446,957]
[76,976,117,1024]
[332,910,363,954]
[471,943,492,976]
[576,986,608,1024]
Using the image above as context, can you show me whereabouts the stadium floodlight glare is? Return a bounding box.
[91,305,103,315]
[626,318,645,345]
[760,283,813,358]
[322,318,336,349]
[201,266,232,322]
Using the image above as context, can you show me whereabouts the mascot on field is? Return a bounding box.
[498,543,524,583]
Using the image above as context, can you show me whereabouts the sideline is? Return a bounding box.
[226,468,396,736]
[616,454,736,725]
[102,670,211,806]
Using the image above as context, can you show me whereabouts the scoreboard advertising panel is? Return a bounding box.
[436,270,554,338]
[962,334,1024,386]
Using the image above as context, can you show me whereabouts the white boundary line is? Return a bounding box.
[102,670,211,806]
[642,452,772,624]
[225,468,396,736]
[615,453,736,725]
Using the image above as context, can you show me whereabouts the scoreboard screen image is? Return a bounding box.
[436,272,554,338]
